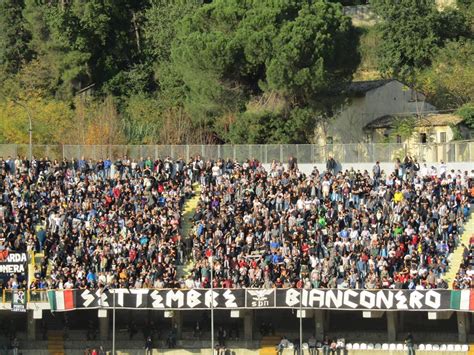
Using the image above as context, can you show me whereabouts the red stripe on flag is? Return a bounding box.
[469,290,474,311]
[63,290,75,310]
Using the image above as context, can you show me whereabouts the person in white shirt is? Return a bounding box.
[184,276,194,289]
[439,161,447,178]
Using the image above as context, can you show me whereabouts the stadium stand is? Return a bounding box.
[0,155,196,290]
[186,158,473,290]
[0,155,473,292]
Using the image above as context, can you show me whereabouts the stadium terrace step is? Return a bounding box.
[47,330,64,355]
[27,250,45,282]
[177,183,201,280]
[34,252,44,266]
[260,336,282,355]
[181,183,201,233]
[28,251,36,285]
[444,207,474,288]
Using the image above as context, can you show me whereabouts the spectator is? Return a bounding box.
[288,156,298,172]
[277,336,290,355]
[167,325,177,348]
[145,335,153,355]
[307,335,317,355]
[326,156,337,174]
[321,335,330,355]
[405,333,415,355]
[372,161,381,184]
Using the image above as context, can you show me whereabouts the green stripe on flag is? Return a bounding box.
[47,290,57,311]
[450,290,461,310]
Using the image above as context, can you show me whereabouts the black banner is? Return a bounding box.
[59,288,455,312]
[0,252,27,275]
[275,289,451,310]
[77,288,246,310]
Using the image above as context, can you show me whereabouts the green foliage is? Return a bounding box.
[434,8,471,43]
[353,26,382,80]
[123,93,162,143]
[3,0,472,145]
[390,116,417,141]
[227,107,316,144]
[170,0,359,140]
[449,124,464,141]
[371,0,439,81]
[144,0,201,64]
[0,0,32,75]
[328,0,368,4]
[0,95,74,144]
[19,0,151,98]
[417,40,474,109]
[456,103,474,129]
[372,0,472,83]
[265,1,359,101]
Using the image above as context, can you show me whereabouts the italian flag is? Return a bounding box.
[450,290,474,311]
[48,290,76,311]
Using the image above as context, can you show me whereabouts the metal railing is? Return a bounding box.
[0,141,473,164]
[1,289,49,304]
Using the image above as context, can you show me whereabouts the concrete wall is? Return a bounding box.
[263,162,474,176]
[316,81,436,145]
[371,125,457,145]
[12,349,469,355]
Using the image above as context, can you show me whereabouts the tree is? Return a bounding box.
[83,96,125,145]
[266,1,359,102]
[21,0,151,98]
[227,107,317,144]
[169,0,359,142]
[353,26,382,80]
[456,103,474,130]
[123,93,161,144]
[372,0,472,82]
[434,8,471,43]
[0,0,32,75]
[417,40,474,109]
[371,0,439,81]
[144,0,201,64]
[0,94,74,144]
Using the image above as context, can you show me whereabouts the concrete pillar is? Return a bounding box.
[457,312,470,343]
[98,310,109,341]
[27,311,36,340]
[244,310,253,341]
[314,310,327,340]
[173,311,183,339]
[387,312,398,342]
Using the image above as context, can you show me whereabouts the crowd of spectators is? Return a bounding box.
[0,154,473,291]
[452,240,474,290]
[187,157,473,290]
[0,155,198,290]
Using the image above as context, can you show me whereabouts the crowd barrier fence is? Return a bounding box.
[0,141,473,164]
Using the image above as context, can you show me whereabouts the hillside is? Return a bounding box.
[0,0,472,145]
